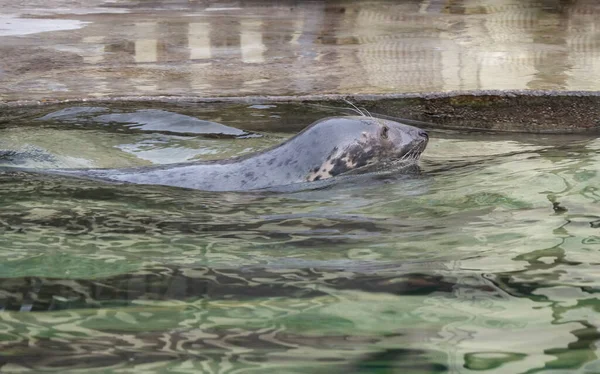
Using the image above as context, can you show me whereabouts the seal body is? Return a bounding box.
[48,116,428,191]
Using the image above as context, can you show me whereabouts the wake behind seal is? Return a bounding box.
[42,116,429,191]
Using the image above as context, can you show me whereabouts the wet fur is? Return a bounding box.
[41,116,428,191]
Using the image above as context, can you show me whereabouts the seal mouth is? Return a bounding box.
[399,138,428,163]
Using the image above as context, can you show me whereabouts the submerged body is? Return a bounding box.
[46,116,429,191]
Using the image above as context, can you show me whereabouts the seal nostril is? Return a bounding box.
[419,131,429,139]
[381,126,389,139]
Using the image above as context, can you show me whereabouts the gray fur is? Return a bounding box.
[45,116,428,191]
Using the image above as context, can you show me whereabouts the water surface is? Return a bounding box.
[1,104,600,373]
[4,0,600,100]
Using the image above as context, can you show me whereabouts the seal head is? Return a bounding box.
[306,116,428,181]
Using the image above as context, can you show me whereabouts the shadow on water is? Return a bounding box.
[0,264,481,372]
[0,266,494,312]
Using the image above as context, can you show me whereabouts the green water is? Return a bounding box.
[1,104,599,373]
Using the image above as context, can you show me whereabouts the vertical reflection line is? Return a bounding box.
[134,22,158,63]
[82,35,109,95]
[188,22,212,91]
[82,36,106,64]
[189,22,212,60]
[240,20,266,64]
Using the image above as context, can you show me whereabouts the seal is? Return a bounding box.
[45,116,428,191]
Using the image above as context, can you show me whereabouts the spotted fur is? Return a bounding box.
[307,136,389,182]
[42,116,428,191]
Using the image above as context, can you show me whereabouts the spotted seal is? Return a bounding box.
[44,116,428,191]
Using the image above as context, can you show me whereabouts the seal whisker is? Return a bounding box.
[343,99,366,117]
[359,107,373,118]
[345,107,365,117]
[399,142,425,163]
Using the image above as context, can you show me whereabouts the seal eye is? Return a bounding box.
[381,126,389,139]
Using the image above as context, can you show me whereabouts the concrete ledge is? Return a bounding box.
[2,90,600,133]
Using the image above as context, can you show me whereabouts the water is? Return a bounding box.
[5,0,600,101]
[1,104,600,373]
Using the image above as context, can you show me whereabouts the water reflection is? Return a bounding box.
[3,114,600,371]
[0,266,467,371]
[6,0,600,98]
[0,266,486,312]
